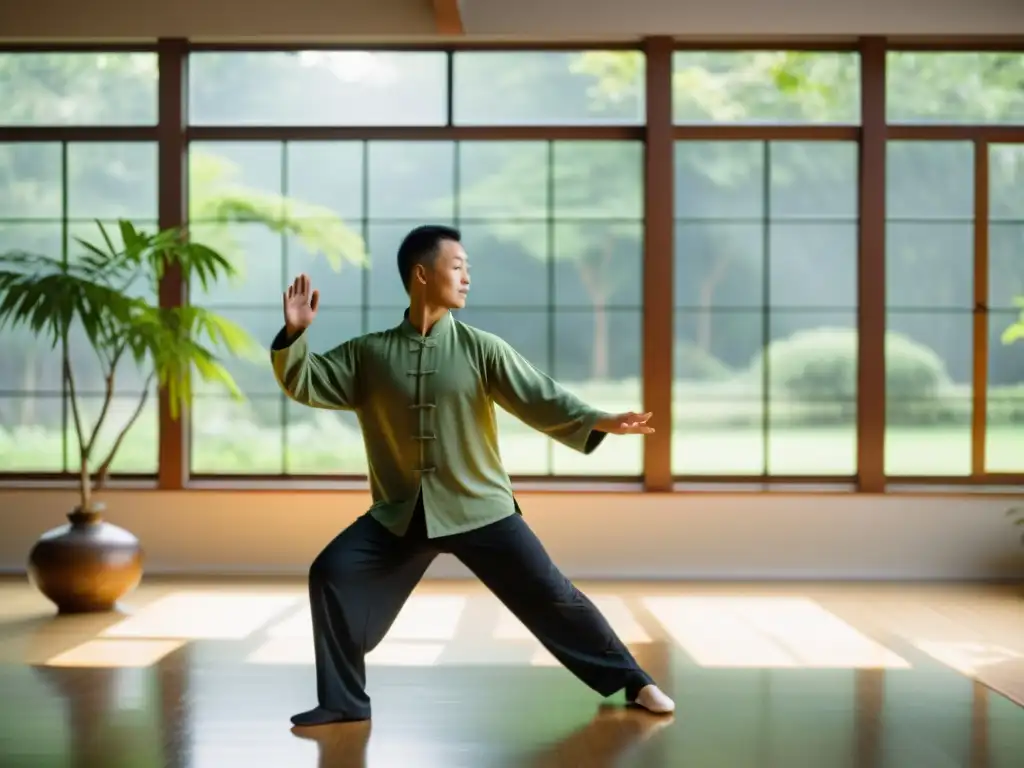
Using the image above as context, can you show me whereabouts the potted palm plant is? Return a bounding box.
[0,219,259,613]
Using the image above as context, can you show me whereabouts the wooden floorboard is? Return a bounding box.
[0,577,1022,767]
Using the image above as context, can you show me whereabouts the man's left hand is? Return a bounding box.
[596,411,654,435]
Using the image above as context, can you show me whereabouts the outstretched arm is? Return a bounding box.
[270,330,361,411]
[485,336,653,454]
[269,273,361,410]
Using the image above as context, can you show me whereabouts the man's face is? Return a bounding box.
[423,239,471,309]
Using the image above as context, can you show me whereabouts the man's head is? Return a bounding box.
[396,224,470,309]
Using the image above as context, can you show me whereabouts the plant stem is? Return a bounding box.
[63,331,90,512]
[93,373,155,490]
[85,344,125,456]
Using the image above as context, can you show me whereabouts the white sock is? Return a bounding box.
[633,684,675,714]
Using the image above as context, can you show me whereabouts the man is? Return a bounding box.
[271,224,675,728]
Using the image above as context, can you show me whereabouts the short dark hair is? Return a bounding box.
[396,224,462,291]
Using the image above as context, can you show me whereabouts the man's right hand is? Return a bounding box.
[283,273,320,337]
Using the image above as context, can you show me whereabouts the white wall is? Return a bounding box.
[1,489,1021,581]
[464,0,1024,37]
[1,0,1022,41]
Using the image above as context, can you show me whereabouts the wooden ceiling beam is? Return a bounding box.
[432,0,464,35]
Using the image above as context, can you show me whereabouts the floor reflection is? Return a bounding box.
[518,705,674,768]
[292,721,372,768]
[0,580,1022,767]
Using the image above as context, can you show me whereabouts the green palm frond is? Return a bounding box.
[1001,296,1024,345]
[197,187,367,271]
[122,301,263,419]
[0,218,260,503]
[0,250,136,348]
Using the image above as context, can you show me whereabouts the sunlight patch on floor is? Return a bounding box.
[642,596,911,669]
[386,595,468,642]
[493,595,651,643]
[246,638,450,667]
[43,639,186,668]
[263,595,467,643]
[247,636,314,665]
[100,592,301,640]
[249,596,467,666]
[27,589,922,671]
[366,641,447,666]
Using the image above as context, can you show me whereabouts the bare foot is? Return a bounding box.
[290,706,369,727]
[631,684,675,714]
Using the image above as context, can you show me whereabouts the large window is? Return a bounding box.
[184,49,644,479]
[669,49,861,478]
[672,50,860,125]
[457,140,644,477]
[987,143,1024,473]
[187,49,645,128]
[886,52,1024,125]
[0,52,160,476]
[189,51,449,127]
[884,141,975,477]
[0,141,159,474]
[673,140,858,476]
[883,50,1024,479]
[0,43,1022,489]
[0,141,65,472]
[452,51,645,125]
[187,138,643,478]
[0,51,158,126]
[186,139,369,476]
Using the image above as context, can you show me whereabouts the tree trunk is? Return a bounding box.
[696,255,732,352]
[19,348,37,426]
[577,248,614,380]
[592,298,608,379]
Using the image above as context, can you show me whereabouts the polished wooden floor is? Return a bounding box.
[1,577,1023,767]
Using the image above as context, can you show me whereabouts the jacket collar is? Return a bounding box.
[398,308,453,342]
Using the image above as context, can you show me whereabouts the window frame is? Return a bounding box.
[0,37,1022,492]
